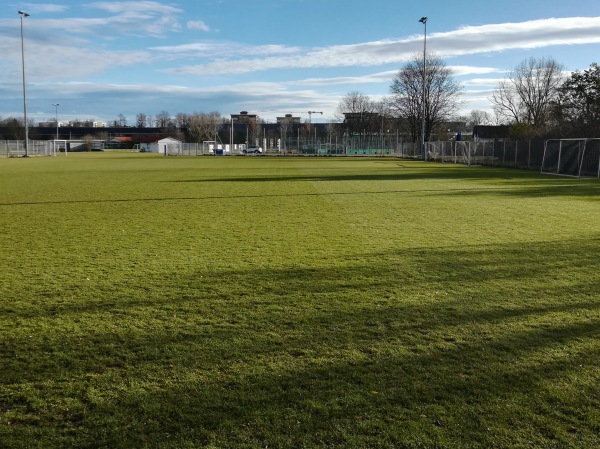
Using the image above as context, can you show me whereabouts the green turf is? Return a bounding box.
[1,153,599,448]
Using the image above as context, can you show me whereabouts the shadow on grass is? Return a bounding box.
[438,183,600,199]
[4,236,599,319]
[166,161,599,184]
[1,238,600,448]
[170,167,546,184]
[1,180,598,208]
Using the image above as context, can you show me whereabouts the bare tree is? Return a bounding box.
[82,134,94,152]
[467,110,493,128]
[136,113,147,128]
[335,91,373,118]
[336,91,378,134]
[175,113,189,130]
[490,57,565,127]
[249,118,264,146]
[155,111,172,128]
[389,53,462,142]
[95,131,109,141]
[116,113,127,127]
[188,112,222,143]
[490,81,521,124]
[278,116,293,152]
[325,121,338,145]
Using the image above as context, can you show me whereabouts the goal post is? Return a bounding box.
[52,139,68,156]
[425,141,473,165]
[541,139,600,178]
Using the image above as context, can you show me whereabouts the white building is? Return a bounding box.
[139,137,183,155]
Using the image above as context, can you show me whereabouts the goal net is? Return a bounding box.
[541,139,600,178]
[426,141,473,165]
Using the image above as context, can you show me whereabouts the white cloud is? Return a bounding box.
[17,2,186,38]
[0,78,344,121]
[462,78,505,87]
[289,71,397,87]
[0,33,152,82]
[187,20,211,32]
[288,67,501,88]
[432,17,600,56]
[151,42,301,58]
[160,17,600,76]
[24,3,68,13]
[448,66,503,76]
[89,1,182,15]
[2,12,600,122]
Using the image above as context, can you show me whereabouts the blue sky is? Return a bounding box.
[2,1,600,125]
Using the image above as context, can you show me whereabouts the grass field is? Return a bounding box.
[0,153,599,448]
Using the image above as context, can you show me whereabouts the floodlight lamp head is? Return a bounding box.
[419,16,428,24]
[19,11,30,17]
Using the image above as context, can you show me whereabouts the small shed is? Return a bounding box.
[140,137,183,155]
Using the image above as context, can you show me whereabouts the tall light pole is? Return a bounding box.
[419,16,428,161]
[307,111,322,154]
[19,10,30,157]
[230,115,234,154]
[52,103,60,140]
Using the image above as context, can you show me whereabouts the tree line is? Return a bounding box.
[3,56,600,143]
[488,57,600,138]
[343,54,600,142]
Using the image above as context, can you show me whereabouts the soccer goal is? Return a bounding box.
[541,139,600,178]
[52,139,68,156]
[425,141,473,165]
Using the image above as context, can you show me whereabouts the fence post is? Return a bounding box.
[468,141,472,166]
[557,140,562,174]
[454,141,458,164]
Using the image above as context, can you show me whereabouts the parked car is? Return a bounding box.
[243,146,263,154]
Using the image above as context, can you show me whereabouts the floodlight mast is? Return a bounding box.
[307,111,323,151]
[52,103,60,140]
[19,10,30,157]
[419,16,428,161]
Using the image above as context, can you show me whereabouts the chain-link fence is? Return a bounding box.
[541,139,600,177]
[0,140,60,157]
[425,140,547,170]
[276,135,404,155]
[5,138,598,177]
[0,136,426,159]
[424,139,600,177]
